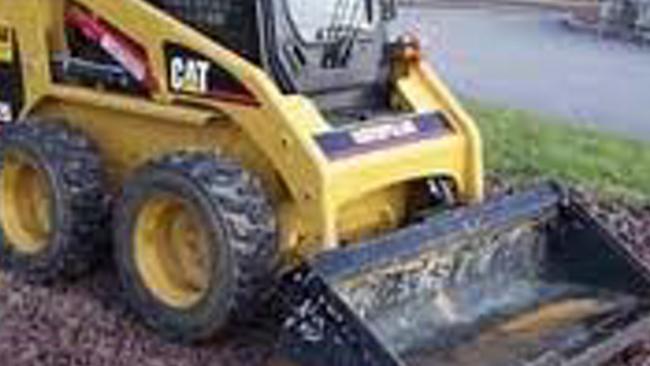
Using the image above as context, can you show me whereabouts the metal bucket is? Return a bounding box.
[273,184,650,366]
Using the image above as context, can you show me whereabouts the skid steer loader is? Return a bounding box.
[0,1,649,365]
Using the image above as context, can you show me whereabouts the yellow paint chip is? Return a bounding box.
[0,47,13,63]
[498,299,611,334]
[0,27,13,63]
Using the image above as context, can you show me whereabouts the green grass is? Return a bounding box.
[467,101,650,201]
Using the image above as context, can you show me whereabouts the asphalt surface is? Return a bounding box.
[394,5,650,140]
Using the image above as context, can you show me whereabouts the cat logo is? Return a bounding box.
[0,102,13,122]
[170,57,211,94]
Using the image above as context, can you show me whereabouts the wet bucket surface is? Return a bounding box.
[334,217,650,366]
[274,185,650,366]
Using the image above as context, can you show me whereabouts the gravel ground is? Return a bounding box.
[0,270,273,366]
[0,183,648,366]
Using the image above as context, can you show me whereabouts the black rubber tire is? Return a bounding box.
[113,152,278,342]
[0,121,110,283]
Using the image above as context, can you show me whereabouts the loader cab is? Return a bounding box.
[150,0,397,115]
[261,0,395,113]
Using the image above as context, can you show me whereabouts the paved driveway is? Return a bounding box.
[394,5,650,140]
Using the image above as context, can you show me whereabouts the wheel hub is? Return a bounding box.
[0,150,53,254]
[134,194,213,309]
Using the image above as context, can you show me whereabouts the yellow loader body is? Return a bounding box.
[0,0,482,259]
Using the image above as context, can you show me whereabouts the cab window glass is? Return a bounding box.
[149,0,260,63]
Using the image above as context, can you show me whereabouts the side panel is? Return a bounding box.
[392,59,484,203]
[0,24,23,122]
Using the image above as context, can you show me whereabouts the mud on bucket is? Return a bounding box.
[272,184,650,366]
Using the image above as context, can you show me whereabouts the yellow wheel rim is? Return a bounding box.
[0,150,53,254]
[134,194,213,309]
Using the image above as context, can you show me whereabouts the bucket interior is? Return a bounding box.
[274,186,650,366]
[330,209,650,366]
